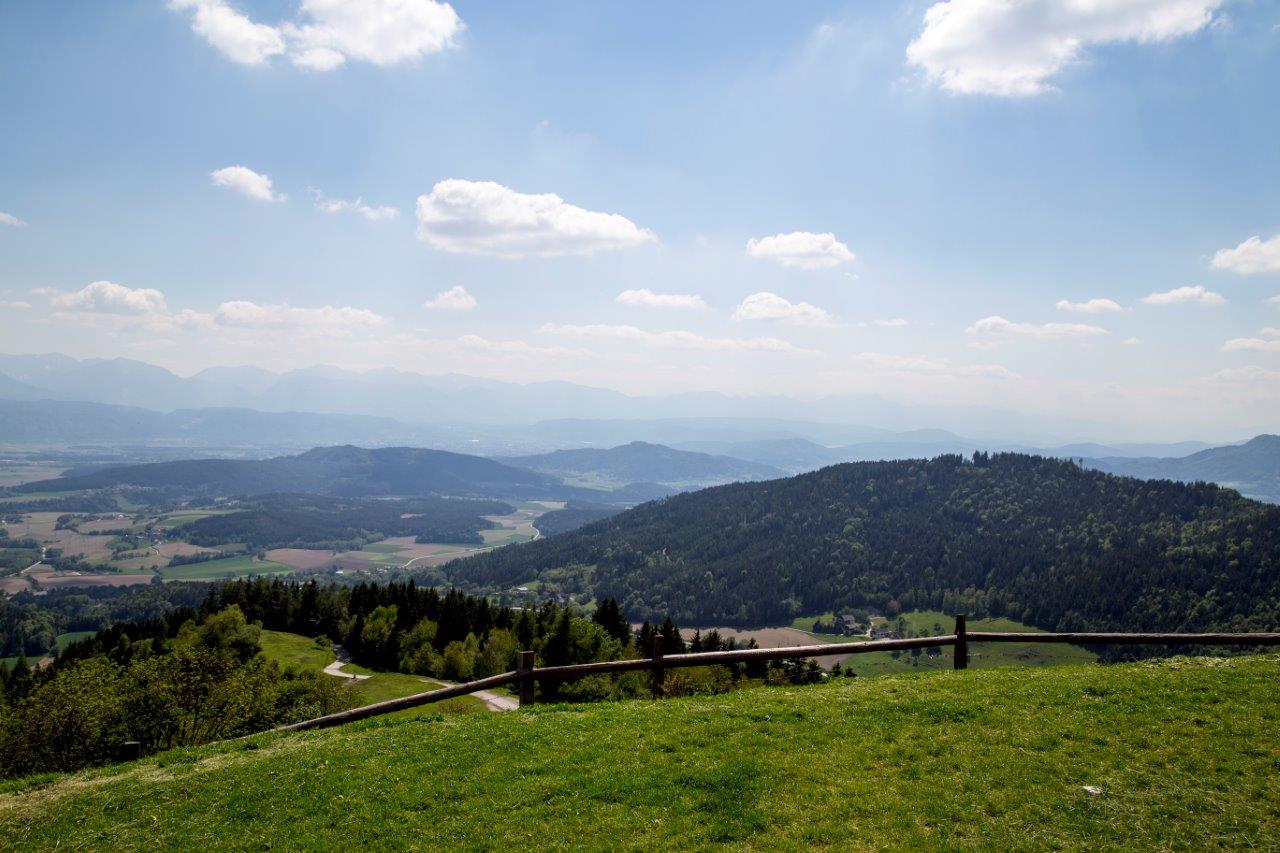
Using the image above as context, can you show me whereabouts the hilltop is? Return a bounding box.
[3,656,1277,849]
[449,453,1280,630]
[496,440,785,489]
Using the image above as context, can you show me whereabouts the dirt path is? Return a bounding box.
[321,645,371,681]
[429,678,519,712]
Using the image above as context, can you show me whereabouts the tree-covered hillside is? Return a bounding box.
[499,441,784,487]
[1086,434,1280,504]
[448,453,1280,632]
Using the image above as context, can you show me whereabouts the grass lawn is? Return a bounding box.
[258,630,335,672]
[3,655,1277,849]
[54,630,95,652]
[158,555,294,581]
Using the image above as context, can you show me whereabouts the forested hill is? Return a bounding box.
[497,441,785,487]
[17,445,568,499]
[447,453,1280,632]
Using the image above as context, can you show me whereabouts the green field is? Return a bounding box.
[3,655,1277,849]
[257,630,485,717]
[158,555,294,581]
[1,631,97,669]
[785,609,1097,676]
[152,510,234,530]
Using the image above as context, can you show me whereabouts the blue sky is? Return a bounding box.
[1,0,1278,439]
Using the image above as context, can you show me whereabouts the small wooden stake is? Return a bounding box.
[518,650,535,707]
[651,635,665,699]
[954,614,968,670]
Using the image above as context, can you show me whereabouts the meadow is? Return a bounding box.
[2,655,1276,849]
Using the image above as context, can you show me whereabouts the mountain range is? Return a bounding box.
[1084,435,1280,504]
[496,441,785,489]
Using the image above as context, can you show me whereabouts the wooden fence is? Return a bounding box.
[273,615,1280,733]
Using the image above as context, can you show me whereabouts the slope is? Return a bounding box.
[2,656,1277,850]
[1086,434,1280,503]
[448,453,1280,630]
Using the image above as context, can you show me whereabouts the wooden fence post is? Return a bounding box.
[954,614,967,670]
[119,741,140,762]
[651,636,665,699]
[518,650,535,707]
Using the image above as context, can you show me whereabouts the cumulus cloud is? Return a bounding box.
[1221,338,1280,353]
[855,352,1018,379]
[415,180,656,258]
[169,0,286,66]
[1211,233,1280,274]
[171,0,461,70]
[616,289,708,310]
[214,301,386,330]
[1055,297,1122,314]
[1263,327,1280,338]
[965,315,1107,339]
[873,318,910,328]
[1140,284,1224,305]
[732,292,836,327]
[539,323,807,354]
[210,165,283,202]
[423,285,476,310]
[52,281,168,315]
[907,0,1223,96]
[313,191,398,222]
[1203,365,1280,385]
[0,211,27,227]
[745,231,854,270]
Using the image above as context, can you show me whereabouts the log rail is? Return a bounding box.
[267,619,1280,733]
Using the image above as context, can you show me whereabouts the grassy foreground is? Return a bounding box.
[2,656,1278,850]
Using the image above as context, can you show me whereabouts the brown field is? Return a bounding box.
[0,575,32,595]
[1,513,116,562]
[4,561,153,593]
[153,542,220,559]
[266,548,340,571]
[678,626,850,668]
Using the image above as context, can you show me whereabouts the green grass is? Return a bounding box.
[2,655,1277,849]
[54,631,94,652]
[360,542,405,554]
[784,609,1096,676]
[151,511,231,530]
[257,630,486,718]
[157,555,294,581]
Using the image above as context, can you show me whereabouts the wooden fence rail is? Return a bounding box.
[265,617,1280,734]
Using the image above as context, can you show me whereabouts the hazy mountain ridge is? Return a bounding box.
[1085,435,1280,504]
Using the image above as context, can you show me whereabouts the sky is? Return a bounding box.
[1,0,1278,441]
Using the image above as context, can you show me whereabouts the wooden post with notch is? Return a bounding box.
[517,650,535,707]
[954,614,967,670]
[651,635,665,699]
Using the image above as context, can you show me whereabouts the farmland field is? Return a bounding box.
[681,610,1097,675]
[157,555,293,581]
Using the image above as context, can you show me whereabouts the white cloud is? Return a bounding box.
[454,335,582,358]
[214,301,386,331]
[1140,284,1224,305]
[52,281,168,315]
[539,323,807,354]
[416,179,656,257]
[732,292,836,327]
[171,0,461,70]
[1203,365,1280,385]
[745,231,854,270]
[965,315,1107,339]
[169,0,286,66]
[1268,295,1280,306]
[210,165,283,202]
[907,0,1223,96]
[1262,327,1280,338]
[1055,297,1122,314]
[312,191,398,222]
[0,211,27,227]
[423,285,476,310]
[616,289,708,310]
[0,300,31,310]
[1211,233,1280,274]
[1221,338,1280,353]
[855,351,1018,379]
[285,0,463,70]
[1123,337,1141,346]
[873,318,910,328]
